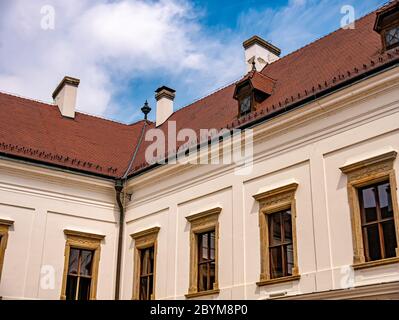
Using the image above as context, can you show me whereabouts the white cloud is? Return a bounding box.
[0,0,244,118]
[0,0,384,121]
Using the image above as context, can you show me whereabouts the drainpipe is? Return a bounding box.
[113,115,149,300]
[114,178,124,300]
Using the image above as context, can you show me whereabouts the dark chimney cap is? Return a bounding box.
[155,86,176,101]
[155,86,176,93]
[243,35,281,56]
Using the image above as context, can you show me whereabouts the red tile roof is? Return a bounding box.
[0,5,398,179]
[0,92,145,177]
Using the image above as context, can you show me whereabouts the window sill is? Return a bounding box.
[353,257,399,270]
[256,274,301,287]
[185,289,220,299]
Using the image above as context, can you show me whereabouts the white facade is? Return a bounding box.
[1,66,398,300]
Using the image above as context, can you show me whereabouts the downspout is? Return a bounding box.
[114,178,124,300]
[114,120,148,300]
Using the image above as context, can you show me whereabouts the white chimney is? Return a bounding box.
[155,86,175,127]
[52,76,80,118]
[243,35,281,72]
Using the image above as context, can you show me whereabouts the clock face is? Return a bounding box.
[240,96,251,115]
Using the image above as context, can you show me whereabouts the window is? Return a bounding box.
[185,207,221,298]
[60,230,104,300]
[197,231,216,292]
[374,4,399,51]
[139,246,155,300]
[340,151,399,269]
[239,95,252,116]
[385,26,399,49]
[0,219,13,284]
[268,209,294,279]
[253,183,300,286]
[131,227,159,300]
[65,248,94,300]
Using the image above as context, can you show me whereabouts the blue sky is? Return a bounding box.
[0,0,387,123]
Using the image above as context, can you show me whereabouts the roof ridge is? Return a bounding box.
[0,90,147,127]
[262,8,380,73]
[0,90,54,107]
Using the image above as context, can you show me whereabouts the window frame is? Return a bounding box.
[383,25,399,50]
[253,183,300,286]
[340,151,399,269]
[185,207,221,299]
[196,230,216,292]
[0,219,14,284]
[130,227,160,300]
[60,229,104,300]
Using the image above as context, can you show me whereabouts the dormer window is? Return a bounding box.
[374,2,399,51]
[233,71,276,118]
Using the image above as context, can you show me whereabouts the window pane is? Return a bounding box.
[378,183,393,219]
[364,225,381,261]
[80,250,93,276]
[148,275,154,299]
[285,244,294,276]
[65,275,78,300]
[198,264,208,292]
[140,247,154,276]
[386,27,399,46]
[269,213,282,246]
[382,221,397,259]
[360,187,378,223]
[283,210,292,243]
[269,247,283,279]
[78,277,91,301]
[67,248,79,275]
[210,233,215,260]
[209,261,216,290]
[139,277,148,300]
[200,233,209,261]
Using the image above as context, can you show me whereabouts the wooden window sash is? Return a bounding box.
[131,227,160,300]
[60,230,104,300]
[0,219,14,284]
[340,151,399,269]
[185,207,221,298]
[253,183,300,285]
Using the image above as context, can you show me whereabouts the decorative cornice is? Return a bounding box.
[130,226,160,239]
[64,229,105,240]
[0,219,14,226]
[185,207,222,223]
[339,150,397,174]
[253,182,298,201]
[272,280,399,300]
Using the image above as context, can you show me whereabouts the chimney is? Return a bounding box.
[52,76,80,118]
[155,86,175,126]
[243,36,281,72]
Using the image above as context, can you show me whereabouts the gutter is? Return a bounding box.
[113,120,147,300]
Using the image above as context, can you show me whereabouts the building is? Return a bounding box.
[0,2,399,300]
